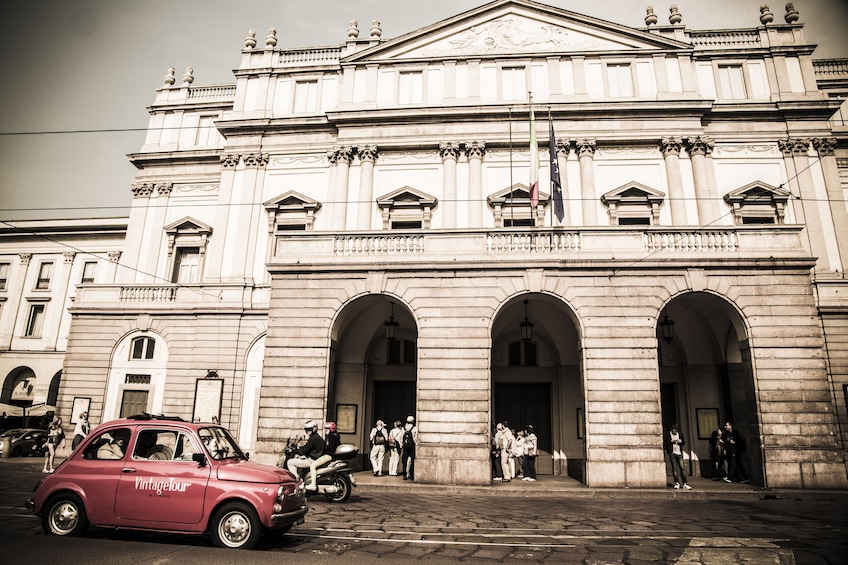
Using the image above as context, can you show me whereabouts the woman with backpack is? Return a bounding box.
[388,420,404,476]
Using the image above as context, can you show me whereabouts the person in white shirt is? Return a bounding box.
[664,423,692,490]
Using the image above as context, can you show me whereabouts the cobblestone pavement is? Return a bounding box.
[2,457,846,564]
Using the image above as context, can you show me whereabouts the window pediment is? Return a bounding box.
[487,183,548,227]
[265,190,322,231]
[601,182,665,225]
[724,181,790,225]
[377,186,437,229]
[164,217,212,256]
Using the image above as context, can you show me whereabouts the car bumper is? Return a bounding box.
[270,504,308,525]
[25,497,34,511]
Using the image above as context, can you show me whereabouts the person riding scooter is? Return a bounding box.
[306,422,341,491]
[286,420,325,478]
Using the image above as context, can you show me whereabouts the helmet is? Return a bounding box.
[304,420,317,432]
[407,416,415,423]
[325,422,337,432]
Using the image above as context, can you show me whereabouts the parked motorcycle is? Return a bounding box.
[281,440,358,503]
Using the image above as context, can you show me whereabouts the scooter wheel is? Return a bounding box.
[325,474,351,503]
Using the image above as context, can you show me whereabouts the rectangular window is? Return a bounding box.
[0,262,8,290]
[81,261,97,284]
[391,220,422,230]
[502,67,527,101]
[718,65,746,100]
[36,262,53,290]
[172,248,200,284]
[24,303,46,337]
[195,115,218,146]
[607,64,634,97]
[398,71,423,104]
[619,217,651,226]
[293,80,319,113]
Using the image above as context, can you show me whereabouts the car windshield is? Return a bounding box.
[1,429,25,438]
[198,426,246,460]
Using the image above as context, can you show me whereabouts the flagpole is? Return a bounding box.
[508,107,513,227]
[548,107,553,228]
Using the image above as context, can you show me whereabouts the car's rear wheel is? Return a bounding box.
[211,501,262,549]
[10,446,22,457]
[42,493,89,537]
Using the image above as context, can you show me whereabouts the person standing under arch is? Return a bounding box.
[664,423,692,490]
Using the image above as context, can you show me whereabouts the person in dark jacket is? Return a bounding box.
[721,421,750,483]
[663,423,692,490]
[287,420,325,478]
[305,421,341,491]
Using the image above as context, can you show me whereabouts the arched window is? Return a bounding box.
[130,337,155,360]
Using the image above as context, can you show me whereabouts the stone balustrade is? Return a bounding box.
[279,47,342,66]
[74,284,270,310]
[187,84,237,100]
[689,29,761,48]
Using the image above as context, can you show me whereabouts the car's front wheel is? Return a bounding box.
[211,502,262,549]
[42,493,89,537]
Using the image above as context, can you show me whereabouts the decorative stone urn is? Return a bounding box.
[645,6,658,26]
[244,29,256,49]
[784,3,799,23]
[759,5,774,24]
[669,4,682,25]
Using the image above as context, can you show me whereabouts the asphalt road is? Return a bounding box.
[2,457,847,564]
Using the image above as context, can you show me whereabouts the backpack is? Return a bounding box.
[402,429,415,449]
[373,430,385,445]
[388,432,397,448]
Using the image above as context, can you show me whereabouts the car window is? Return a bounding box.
[198,427,245,460]
[83,427,131,460]
[173,432,200,461]
[133,429,177,461]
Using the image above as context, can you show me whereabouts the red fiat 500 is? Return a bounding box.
[27,414,306,550]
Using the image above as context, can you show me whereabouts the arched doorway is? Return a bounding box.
[329,295,417,469]
[658,291,762,485]
[104,331,169,421]
[239,334,265,450]
[491,294,584,481]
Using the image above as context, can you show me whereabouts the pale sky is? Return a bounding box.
[1,0,846,221]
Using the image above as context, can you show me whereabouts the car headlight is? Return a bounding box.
[277,485,285,501]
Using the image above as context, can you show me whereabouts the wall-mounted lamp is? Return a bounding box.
[519,299,534,342]
[659,314,675,343]
[385,302,399,341]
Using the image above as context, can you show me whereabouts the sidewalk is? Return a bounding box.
[4,456,846,501]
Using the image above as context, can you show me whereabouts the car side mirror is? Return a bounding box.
[244,452,250,460]
[192,452,207,467]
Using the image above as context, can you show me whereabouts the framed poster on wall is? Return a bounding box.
[193,378,223,423]
[696,408,719,440]
[336,404,357,434]
[70,397,90,424]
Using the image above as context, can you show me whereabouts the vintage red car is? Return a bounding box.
[26,414,306,549]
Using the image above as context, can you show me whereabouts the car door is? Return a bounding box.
[115,427,211,525]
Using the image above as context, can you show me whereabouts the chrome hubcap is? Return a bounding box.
[52,502,78,533]
[221,512,250,545]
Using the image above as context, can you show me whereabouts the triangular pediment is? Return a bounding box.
[602,182,665,204]
[264,190,322,211]
[346,0,689,63]
[488,183,549,204]
[724,181,790,204]
[164,216,212,235]
[377,186,438,208]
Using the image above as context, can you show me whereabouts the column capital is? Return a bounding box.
[555,139,570,157]
[63,251,76,264]
[131,182,155,198]
[464,140,486,159]
[660,136,683,157]
[19,252,31,265]
[156,182,174,196]
[329,146,356,165]
[220,153,241,168]
[358,144,378,163]
[684,136,714,156]
[812,137,837,157]
[575,139,596,157]
[108,251,122,263]
[778,138,810,157]
[439,142,461,161]
[243,153,269,168]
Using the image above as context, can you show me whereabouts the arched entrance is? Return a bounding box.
[658,291,762,485]
[329,295,417,469]
[491,294,585,482]
[104,331,169,421]
[239,334,265,450]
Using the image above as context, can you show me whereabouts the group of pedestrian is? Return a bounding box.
[491,421,537,482]
[369,416,417,480]
[709,421,750,483]
[664,419,750,489]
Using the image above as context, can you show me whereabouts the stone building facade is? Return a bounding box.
[53,0,848,487]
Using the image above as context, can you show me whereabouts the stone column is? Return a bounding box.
[576,139,597,225]
[139,182,172,282]
[205,153,240,283]
[780,138,828,272]
[812,137,848,273]
[661,137,687,225]
[439,142,461,228]
[464,141,486,227]
[118,183,154,283]
[357,145,378,230]
[330,146,355,230]
[555,139,571,225]
[684,136,717,226]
